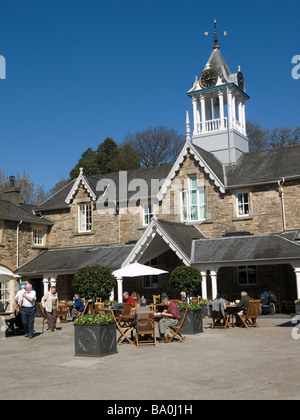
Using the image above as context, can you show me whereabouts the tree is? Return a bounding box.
[247,120,300,152]
[123,126,185,168]
[0,171,47,205]
[169,266,202,296]
[72,265,116,302]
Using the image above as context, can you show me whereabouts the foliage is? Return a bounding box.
[72,265,116,302]
[294,299,300,305]
[169,266,202,293]
[69,137,141,180]
[177,300,209,311]
[74,313,115,325]
[104,299,117,307]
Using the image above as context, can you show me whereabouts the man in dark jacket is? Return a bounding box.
[237,291,251,315]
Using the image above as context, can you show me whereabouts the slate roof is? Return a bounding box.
[192,234,300,266]
[37,164,173,211]
[0,200,52,225]
[16,244,135,276]
[226,145,300,187]
[156,219,205,260]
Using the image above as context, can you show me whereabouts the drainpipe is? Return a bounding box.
[278,178,287,232]
[16,220,23,269]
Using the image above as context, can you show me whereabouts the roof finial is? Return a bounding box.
[213,19,220,50]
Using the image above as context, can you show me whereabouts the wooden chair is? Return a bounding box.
[115,303,135,345]
[209,304,230,329]
[74,300,89,318]
[190,297,198,303]
[37,302,48,333]
[57,302,68,323]
[197,295,202,303]
[94,302,104,314]
[135,311,157,348]
[152,294,160,312]
[238,300,261,328]
[96,297,102,303]
[170,299,181,304]
[166,308,189,343]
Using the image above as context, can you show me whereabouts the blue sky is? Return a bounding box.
[0,0,299,192]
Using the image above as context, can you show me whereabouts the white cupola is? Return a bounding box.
[186,20,250,165]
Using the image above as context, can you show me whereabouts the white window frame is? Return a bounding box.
[236,192,250,217]
[33,229,45,246]
[78,203,92,233]
[0,279,11,311]
[182,175,206,222]
[143,203,154,226]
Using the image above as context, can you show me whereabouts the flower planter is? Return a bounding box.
[74,322,117,357]
[179,309,203,335]
[295,304,300,315]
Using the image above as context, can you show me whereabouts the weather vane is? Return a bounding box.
[204,19,228,49]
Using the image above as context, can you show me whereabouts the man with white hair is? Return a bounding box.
[21,284,36,339]
[236,291,251,316]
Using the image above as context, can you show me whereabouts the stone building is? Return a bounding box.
[9,34,300,309]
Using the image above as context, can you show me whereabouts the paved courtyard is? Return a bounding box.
[0,315,299,400]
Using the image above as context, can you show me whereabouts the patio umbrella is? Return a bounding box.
[112,262,168,278]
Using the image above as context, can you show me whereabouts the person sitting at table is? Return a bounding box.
[158,296,181,343]
[210,294,228,326]
[235,291,251,326]
[134,297,150,315]
[123,291,136,308]
[71,294,85,321]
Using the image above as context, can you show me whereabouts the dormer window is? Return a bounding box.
[78,203,92,233]
[143,203,154,226]
[33,229,45,246]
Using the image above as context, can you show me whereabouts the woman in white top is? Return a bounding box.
[42,286,58,332]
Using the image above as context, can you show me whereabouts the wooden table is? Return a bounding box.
[0,312,15,335]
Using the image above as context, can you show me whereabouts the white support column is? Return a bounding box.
[210,268,219,300]
[192,97,198,136]
[218,90,224,129]
[242,101,246,136]
[201,271,208,300]
[43,276,49,295]
[50,276,57,288]
[200,95,206,133]
[227,88,233,129]
[293,267,300,299]
[117,277,123,303]
[232,94,236,130]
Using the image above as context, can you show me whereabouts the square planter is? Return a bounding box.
[74,322,117,357]
[179,309,203,335]
[295,304,300,315]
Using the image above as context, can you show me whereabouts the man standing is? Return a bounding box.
[21,284,36,339]
[158,296,181,343]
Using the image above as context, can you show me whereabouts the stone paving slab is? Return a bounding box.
[0,315,299,400]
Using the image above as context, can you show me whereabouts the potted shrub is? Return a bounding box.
[72,265,116,311]
[177,300,208,334]
[295,299,300,315]
[74,313,117,357]
[169,266,204,334]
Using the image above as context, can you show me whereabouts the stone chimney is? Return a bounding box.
[4,176,21,205]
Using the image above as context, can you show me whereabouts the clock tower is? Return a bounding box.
[187,21,250,165]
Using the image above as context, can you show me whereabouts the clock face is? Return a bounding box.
[237,71,245,91]
[200,69,218,89]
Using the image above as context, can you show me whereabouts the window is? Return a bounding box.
[33,229,45,246]
[0,279,11,311]
[142,258,159,289]
[237,192,250,217]
[143,203,154,226]
[237,266,257,285]
[182,175,206,222]
[78,203,92,233]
